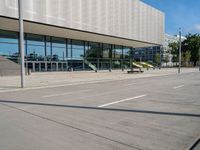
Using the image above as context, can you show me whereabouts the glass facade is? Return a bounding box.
[0,29,162,72]
[134,46,162,63]
[0,30,19,63]
[26,34,45,61]
[52,37,66,61]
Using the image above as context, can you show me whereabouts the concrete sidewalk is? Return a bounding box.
[0,68,199,91]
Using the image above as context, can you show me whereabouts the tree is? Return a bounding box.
[182,34,200,66]
[169,42,179,63]
[154,53,161,66]
[183,51,191,67]
[163,55,169,66]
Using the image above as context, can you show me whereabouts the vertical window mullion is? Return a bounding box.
[50,37,52,58]
[44,36,47,57]
[25,33,27,57]
[71,39,72,58]
[84,41,86,58]
[66,39,68,58]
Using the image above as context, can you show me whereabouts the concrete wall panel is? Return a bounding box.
[0,0,165,45]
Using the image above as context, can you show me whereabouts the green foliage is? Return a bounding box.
[154,53,161,65]
[182,34,200,65]
[169,42,179,62]
[184,51,191,63]
[163,55,169,63]
[169,34,200,66]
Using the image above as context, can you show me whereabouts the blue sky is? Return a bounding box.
[142,0,200,35]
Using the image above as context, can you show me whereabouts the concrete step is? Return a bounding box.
[0,55,20,76]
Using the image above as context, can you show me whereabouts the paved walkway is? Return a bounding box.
[0,68,199,92]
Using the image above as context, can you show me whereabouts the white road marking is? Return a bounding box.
[98,94,147,108]
[42,90,90,98]
[173,85,184,89]
[0,88,8,90]
[124,83,137,86]
[0,80,112,93]
[0,72,185,93]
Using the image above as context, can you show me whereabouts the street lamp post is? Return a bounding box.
[178,28,182,74]
[18,0,25,88]
[199,47,200,72]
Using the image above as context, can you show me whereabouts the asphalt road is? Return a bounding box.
[0,72,200,150]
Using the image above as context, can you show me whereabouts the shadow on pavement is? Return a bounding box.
[0,100,200,118]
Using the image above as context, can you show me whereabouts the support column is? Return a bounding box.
[45,62,47,72]
[109,59,112,72]
[97,58,100,71]
[121,59,124,72]
[178,28,182,74]
[32,62,35,72]
[39,62,41,72]
[61,63,64,71]
[122,47,124,72]
[83,59,85,71]
[109,45,113,72]
[18,0,25,88]
[56,62,58,72]
[50,62,53,72]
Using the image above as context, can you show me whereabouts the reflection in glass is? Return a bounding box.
[0,30,19,62]
[123,47,131,59]
[27,34,45,61]
[71,40,84,59]
[112,45,122,59]
[52,37,66,61]
[85,42,99,58]
[101,43,111,58]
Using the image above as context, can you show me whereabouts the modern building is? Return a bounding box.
[0,0,165,73]
[162,34,186,66]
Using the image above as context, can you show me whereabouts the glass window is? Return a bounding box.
[0,30,19,60]
[85,42,99,58]
[26,34,45,61]
[101,43,111,58]
[46,36,51,59]
[71,40,84,59]
[67,39,72,59]
[123,47,131,59]
[112,45,122,59]
[52,37,66,61]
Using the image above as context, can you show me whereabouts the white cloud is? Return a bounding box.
[194,24,200,32]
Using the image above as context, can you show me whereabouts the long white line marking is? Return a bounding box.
[42,90,90,98]
[173,85,184,89]
[124,83,137,86]
[98,94,147,108]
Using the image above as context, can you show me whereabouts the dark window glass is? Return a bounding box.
[112,45,122,59]
[26,34,45,61]
[67,39,71,59]
[46,36,51,59]
[0,30,18,44]
[71,40,84,59]
[52,37,66,61]
[101,43,111,58]
[123,47,131,59]
[0,30,19,61]
[85,42,99,58]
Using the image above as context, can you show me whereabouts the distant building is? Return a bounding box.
[163,34,186,66]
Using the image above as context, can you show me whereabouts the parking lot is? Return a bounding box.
[0,69,200,150]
